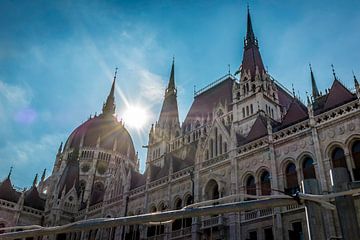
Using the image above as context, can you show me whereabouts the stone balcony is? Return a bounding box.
[201,216,227,229]
[170,227,192,239]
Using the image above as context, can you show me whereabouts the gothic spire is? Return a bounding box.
[245,5,257,48]
[102,68,117,115]
[41,169,46,182]
[353,71,359,87]
[166,57,175,93]
[157,59,180,135]
[239,6,265,77]
[58,142,63,154]
[309,64,320,98]
[33,173,38,187]
[7,166,13,179]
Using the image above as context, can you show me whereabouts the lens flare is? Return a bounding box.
[122,105,149,129]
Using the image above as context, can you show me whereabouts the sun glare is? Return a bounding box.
[122,105,149,130]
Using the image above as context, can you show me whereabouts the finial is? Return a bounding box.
[7,166,13,179]
[172,55,175,64]
[228,64,231,75]
[353,70,359,85]
[58,142,63,154]
[292,83,295,97]
[113,67,118,81]
[41,169,46,182]
[33,173,38,187]
[306,92,311,105]
[331,64,338,80]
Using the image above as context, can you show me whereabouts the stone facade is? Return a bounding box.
[1,8,360,240]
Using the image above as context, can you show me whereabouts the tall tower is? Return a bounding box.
[147,60,181,167]
[233,8,282,135]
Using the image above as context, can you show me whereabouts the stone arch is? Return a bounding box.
[296,151,317,179]
[325,141,345,159]
[157,201,167,211]
[284,161,300,195]
[245,174,256,196]
[183,192,193,205]
[259,169,271,195]
[299,154,316,180]
[203,179,220,201]
[280,158,297,176]
[0,219,7,234]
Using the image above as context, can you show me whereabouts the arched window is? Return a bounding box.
[285,163,299,195]
[90,182,105,205]
[260,171,271,195]
[303,157,316,179]
[242,108,245,118]
[184,195,193,227]
[351,141,360,180]
[250,104,253,114]
[331,147,347,168]
[172,198,183,231]
[147,206,157,237]
[205,179,219,200]
[246,175,256,196]
[246,106,249,116]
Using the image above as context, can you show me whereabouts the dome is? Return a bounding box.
[65,114,136,160]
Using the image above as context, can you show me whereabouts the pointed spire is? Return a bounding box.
[7,166,13,179]
[102,68,117,115]
[33,173,38,187]
[41,169,46,182]
[165,58,176,98]
[58,142,63,154]
[353,70,359,87]
[239,6,264,77]
[245,5,257,48]
[309,64,320,98]
[331,64,338,81]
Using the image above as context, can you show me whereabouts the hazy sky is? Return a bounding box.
[1,0,360,188]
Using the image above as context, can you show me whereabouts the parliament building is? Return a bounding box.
[1,8,360,240]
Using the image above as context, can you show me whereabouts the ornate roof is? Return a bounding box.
[64,114,136,160]
[0,177,20,203]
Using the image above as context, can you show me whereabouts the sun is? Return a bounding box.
[122,105,149,130]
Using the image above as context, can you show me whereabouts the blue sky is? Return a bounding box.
[1,0,359,188]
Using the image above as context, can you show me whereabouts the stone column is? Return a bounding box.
[332,167,360,240]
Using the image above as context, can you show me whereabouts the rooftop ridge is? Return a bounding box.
[194,74,236,98]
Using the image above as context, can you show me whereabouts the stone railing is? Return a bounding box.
[129,185,146,196]
[237,137,268,155]
[172,167,193,180]
[22,206,44,216]
[273,120,310,142]
[314,99,359,124]
[149,176,168,189]
[201,216,226,229]
[0,199,16,209]
[202,153,229,168]
[171,227,192,239]
[88,202,103,212]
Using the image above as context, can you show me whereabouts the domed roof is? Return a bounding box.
[64,73,136,161]
[65,114,136,160]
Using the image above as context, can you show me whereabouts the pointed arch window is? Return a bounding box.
[246,175,256,197]
[303,157,316,179]
[172,198,183,231]
[260,171,271,195]
[352,141,360,180]
[331,147,347,169]
[285,163,299,195]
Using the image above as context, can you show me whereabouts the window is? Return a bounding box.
[246,175,256,196]
[264,227,274,240]
[260,171,271,195]
[331,147,347,168]
[246,106,249,116]
[351,141,360,180]
[243,108,245,118]
[285,163,299,195]
[248,230,257,240]
[219,135,223,154]
[250,104,253,114]
[303,157,316,179]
